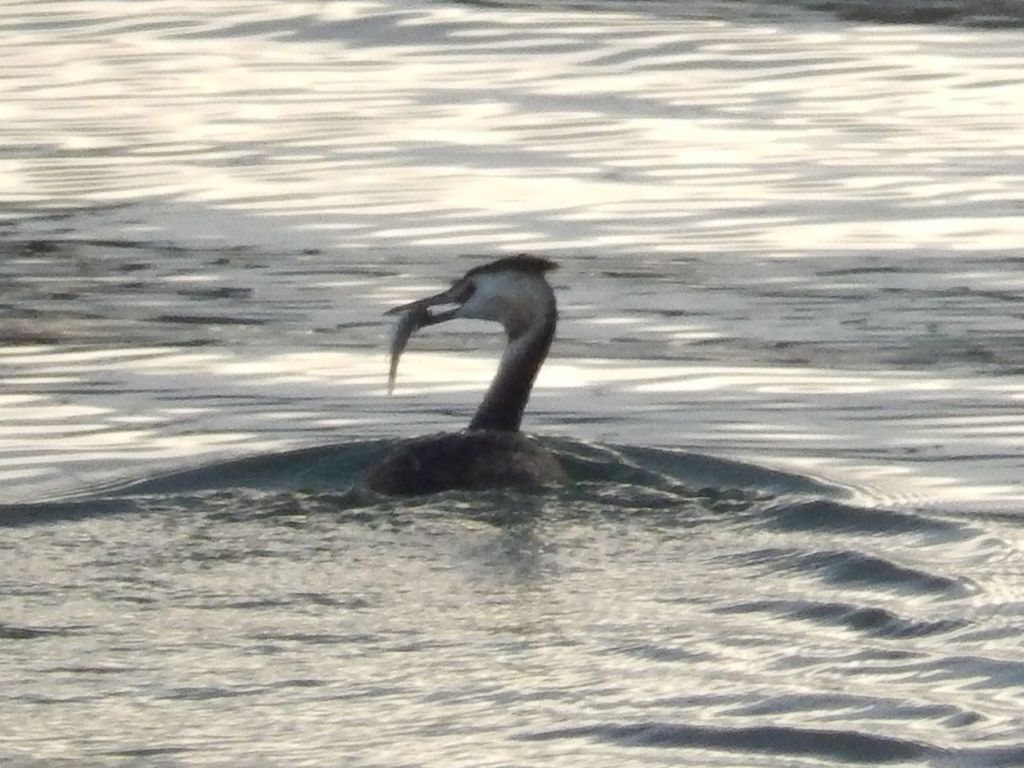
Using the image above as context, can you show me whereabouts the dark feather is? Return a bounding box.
[365,430,566,495]
[465,254,557,277]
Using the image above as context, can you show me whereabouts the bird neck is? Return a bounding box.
[469,295,556,432]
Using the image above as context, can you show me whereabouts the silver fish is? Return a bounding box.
[387,303,431,395]
[384,283,464,394]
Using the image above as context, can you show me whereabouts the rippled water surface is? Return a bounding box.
[3,1,1024,765]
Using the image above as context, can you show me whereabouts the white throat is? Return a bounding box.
[458,271,555,341]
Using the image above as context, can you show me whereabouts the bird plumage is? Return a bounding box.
[365,255,565,495]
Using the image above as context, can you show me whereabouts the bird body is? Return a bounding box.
[366,255,565,495]
[364,430,564,495]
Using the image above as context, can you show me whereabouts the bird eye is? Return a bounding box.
[456,281,476,303]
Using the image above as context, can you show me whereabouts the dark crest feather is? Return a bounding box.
[465,254,558,278]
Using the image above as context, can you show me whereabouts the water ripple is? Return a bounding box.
[517,721,929,763]
[719,598,969,638]
[737,546,975,596]
[4,2,1024,765]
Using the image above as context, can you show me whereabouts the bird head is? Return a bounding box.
[386,254,558,339]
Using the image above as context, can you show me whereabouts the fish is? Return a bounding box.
[387,302,431,395]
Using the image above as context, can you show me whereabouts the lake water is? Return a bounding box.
[3,1,1024,765]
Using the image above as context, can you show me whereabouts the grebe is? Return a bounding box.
[365,255,566,495]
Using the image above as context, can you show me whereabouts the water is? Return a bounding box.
[3,0,1024,765]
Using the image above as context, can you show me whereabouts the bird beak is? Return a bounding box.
[384,285,463,325]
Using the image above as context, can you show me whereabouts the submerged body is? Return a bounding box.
[366,255,565,495]
[365,431,565,495]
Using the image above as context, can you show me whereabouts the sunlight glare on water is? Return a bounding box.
[3,0,1024,766]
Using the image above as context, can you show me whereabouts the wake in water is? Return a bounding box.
[0,437,844,525]
[7,431,1020,768]
[493,0,1024,27]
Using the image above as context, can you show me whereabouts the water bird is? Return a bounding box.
[365,255,567,495]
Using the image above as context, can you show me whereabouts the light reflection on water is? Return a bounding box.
[3,243,1024,507]
[4,1,1023,255]
[3,1,1024,766]
[4,480,1024,766]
